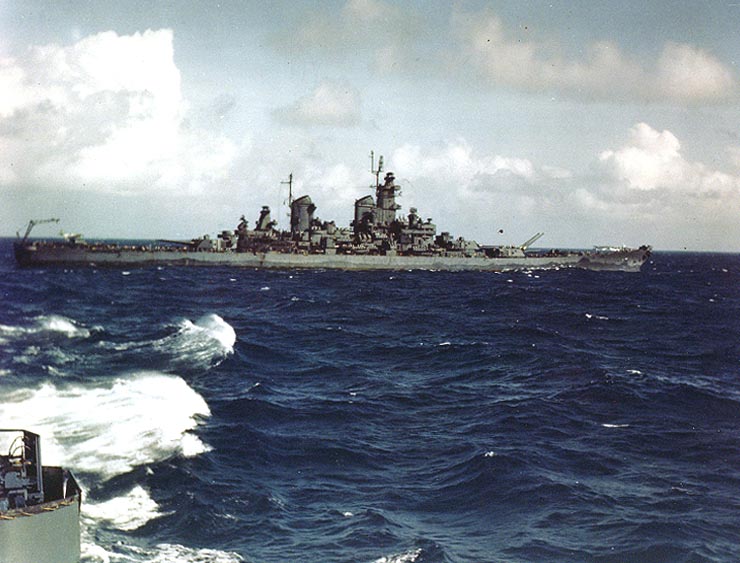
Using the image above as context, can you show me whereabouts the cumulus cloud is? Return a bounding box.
[599,122,740,198]
[453,8,736,104]
[380,128,740,250]
[577,122,740,249]
[382,140,577,243]
[0,29,236,196]
[392,140,568,194]
[273,81,362,127]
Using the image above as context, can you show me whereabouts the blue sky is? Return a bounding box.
[2,0,740,250]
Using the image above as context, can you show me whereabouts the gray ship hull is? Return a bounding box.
[15,243,651,272]
[0,494,80,563]
[2,430,81,563]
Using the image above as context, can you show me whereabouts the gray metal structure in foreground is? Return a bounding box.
[1,430,81,563]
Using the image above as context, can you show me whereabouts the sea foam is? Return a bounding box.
[373,548,422,563]
[81,540,244,563]
[151,314,236,368]
[84,485,166,531]
[0,371,211,479]
[0,314,95,339]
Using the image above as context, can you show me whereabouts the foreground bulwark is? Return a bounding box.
[0,498,81,563]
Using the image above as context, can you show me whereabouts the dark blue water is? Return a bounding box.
[1,238,739,563]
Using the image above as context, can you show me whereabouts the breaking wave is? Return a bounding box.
[1,370,214,561]
[83,485,166,531]
[153,313,236,357]
[0,371,211,479]
[82,541,244,563]
[0,314,97,340]
[94,313,236,371]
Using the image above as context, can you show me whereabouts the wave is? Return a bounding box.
[13,313,240,376]
[373,548,422,563]
[1,370,215,559]
[0,371,211,479]
[99,313,236,370]
[81,541,244,563]
[0,314,98,340]
[83,485,166,531]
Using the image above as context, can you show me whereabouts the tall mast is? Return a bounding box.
[281,173,293,207]
[370,151,383,189]
[281,173,293,228]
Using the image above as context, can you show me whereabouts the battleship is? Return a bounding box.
[0,429,81,563]
[14,155,651,272]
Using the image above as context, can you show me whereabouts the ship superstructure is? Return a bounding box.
[14,154,651,271]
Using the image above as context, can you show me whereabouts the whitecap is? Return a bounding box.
[1,315,94,339]
[374,548,422,563]
[38,315,91,337]
[190,314,237,350]
[81,541,244,563]
[602,423,630,428]
[0,371,211,480]
[152,314,236,367]
[84,485,167,531]
[438,341,451,347]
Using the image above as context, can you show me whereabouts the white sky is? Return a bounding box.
[2,0,740,250]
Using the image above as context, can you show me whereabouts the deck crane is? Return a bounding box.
[17,219,60,245]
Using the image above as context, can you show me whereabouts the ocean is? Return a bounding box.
[1,239,739,563]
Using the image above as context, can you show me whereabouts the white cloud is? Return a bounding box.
[0,29,236,196]
[599,122,740,197]
[656,43,736,103]
[454,9,736,104]
[381,129,740,250]
[383,141,577,243]
[273,81,362,127]
[391,140,563,189]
